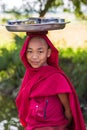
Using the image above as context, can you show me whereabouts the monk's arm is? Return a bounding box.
[58,93,72,124]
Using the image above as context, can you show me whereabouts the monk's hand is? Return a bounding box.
[65,109,72,125]
[58,94,73,125]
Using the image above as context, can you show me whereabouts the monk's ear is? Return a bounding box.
[47,48,51,57]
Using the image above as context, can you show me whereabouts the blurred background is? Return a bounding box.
[0,0,87,129]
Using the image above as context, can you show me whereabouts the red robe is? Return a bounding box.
[16,33,86,130]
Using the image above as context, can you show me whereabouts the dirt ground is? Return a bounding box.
[48,22,87,49]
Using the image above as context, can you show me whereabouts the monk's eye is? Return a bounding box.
[27,50,32,53]
[38,50,44,53]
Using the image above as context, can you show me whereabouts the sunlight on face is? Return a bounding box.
[26,37,51,68]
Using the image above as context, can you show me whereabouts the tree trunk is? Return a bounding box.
[39,0,54,17]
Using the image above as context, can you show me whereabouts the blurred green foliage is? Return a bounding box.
[0,34,26,97]
[59,47,87,101]
[1,0,87,19]
[0,95,23,130]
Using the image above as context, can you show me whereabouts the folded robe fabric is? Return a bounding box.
[15,33,86,130]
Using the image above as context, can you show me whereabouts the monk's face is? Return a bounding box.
[26,37,51,68]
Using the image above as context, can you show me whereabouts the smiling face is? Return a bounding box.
[26,37,51,68]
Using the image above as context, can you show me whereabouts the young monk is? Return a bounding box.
[15,32,86,130]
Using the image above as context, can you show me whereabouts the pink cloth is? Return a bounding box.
[15,34,86,130]
[25,95,69,130]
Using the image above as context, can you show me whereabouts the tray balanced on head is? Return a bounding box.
[6,17,70,32]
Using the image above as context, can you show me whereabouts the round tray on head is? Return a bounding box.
[5,17,70,32]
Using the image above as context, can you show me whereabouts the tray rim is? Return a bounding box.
[5,21,70,27]
[5,21,70,32]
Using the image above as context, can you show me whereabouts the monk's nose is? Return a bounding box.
[32,54,39,59]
